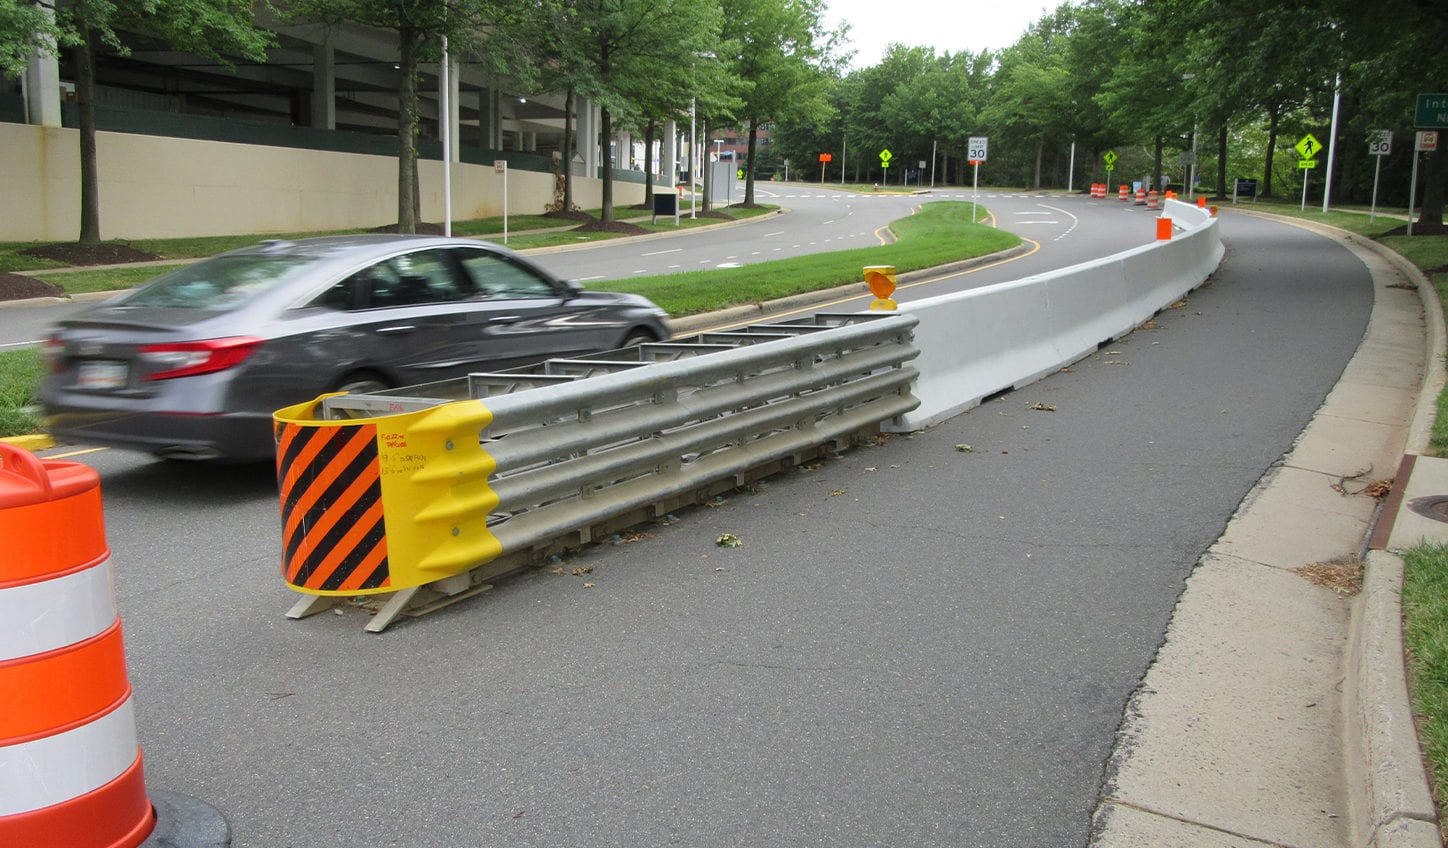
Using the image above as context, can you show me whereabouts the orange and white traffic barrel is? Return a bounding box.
[1147,190,1160,209]
[1118,185,1130,201]
[1134,187,1147,205]
[0,444,155,848]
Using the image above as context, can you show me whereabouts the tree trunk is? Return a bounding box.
[600,106,614,222]
[77,29,100,245]
[1033,139,1043,189]
[396,25,420,234]
[1263,103,1280,198]
[1421,144,1445,228]
[1152,134,1163,192]
[701,118,711,213]
[643,119,656,205]
[1216,123,1228,200]
[562,88,575,212]
[744,117,760,205]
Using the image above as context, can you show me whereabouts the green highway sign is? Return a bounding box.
[1416,93,1448,129]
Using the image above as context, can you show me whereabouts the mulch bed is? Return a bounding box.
[367,222,449,235]
[20,242,161,266]
[0,272,66,301]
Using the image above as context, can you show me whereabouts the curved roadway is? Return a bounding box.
[19,203,1374,847]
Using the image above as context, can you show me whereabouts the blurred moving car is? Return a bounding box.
[41,235,670,461]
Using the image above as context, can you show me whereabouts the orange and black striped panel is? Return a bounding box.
[275,420,390,594]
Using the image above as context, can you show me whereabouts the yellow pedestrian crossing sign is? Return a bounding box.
[1103,150,1117,166]
[1295,134,1323,160]
[879,148,893,168]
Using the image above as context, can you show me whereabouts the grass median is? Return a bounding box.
[0,200,1014,438]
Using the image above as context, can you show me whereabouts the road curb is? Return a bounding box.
[1,433,54,451]
[1352,551,1441,848]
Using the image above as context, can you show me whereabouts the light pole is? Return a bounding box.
[1181,73,1197,201]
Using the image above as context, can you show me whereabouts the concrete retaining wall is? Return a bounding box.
[0,123,639,241]
[890,199,1224,430]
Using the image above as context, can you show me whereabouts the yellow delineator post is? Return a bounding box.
[273,395,501,599]
[865,265,898,311]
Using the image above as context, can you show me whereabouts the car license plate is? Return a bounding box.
[77,360,128,390]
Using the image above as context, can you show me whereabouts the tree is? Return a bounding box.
[288,0,527,233]
[542,0,722,224]
[721,0,841,205]
[0,0,65,78]
[22,1,273,244]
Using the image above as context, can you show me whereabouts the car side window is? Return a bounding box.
[312,249,474,310]
[457,251,560,300]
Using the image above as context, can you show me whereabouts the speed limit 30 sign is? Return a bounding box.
[1369,131,1392,156]
[968,136,988,161]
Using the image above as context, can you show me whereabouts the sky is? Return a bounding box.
[822,0,1053,68]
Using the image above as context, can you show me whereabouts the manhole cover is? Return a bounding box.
[1407,495,1448,524]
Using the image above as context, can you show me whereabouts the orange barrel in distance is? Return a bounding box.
[1134,187,1147,205]
[1118,185,1130,201]
[0,444,155,848]
[1147,190,1160,209]
[1197,196,1207,208]
[1156,217,1174,240]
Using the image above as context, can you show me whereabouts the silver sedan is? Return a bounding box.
[41,235,670,460]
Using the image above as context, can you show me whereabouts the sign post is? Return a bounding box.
[968,136,988,222]
[1409,130,1440,236]
[494,159,509,244]
[1295,133,1322,211]
[1368,131,1391,222]
[818,152,832,185]
[1408,94,1447,236]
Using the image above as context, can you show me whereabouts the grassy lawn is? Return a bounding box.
[1403,542,1448,827]
[0,348,43,438]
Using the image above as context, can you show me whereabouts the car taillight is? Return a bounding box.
[42,335,64,372]
[138,337,264,381]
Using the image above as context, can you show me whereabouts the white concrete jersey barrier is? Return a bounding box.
[889,199,1223,431]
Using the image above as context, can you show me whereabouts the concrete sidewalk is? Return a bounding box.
[1090,216,1444,847]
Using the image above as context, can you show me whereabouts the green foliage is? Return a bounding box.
[1403,542,1448,826]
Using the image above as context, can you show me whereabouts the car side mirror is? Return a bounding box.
[560,280,583,300]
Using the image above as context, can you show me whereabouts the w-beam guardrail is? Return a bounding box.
[274,312,921,631]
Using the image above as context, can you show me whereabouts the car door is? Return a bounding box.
[286,247,491,388]
[452,248,612,370]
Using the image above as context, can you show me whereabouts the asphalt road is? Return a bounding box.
[32,207,1374,847]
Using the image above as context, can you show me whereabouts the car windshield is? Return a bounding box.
[120,254,314,309]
